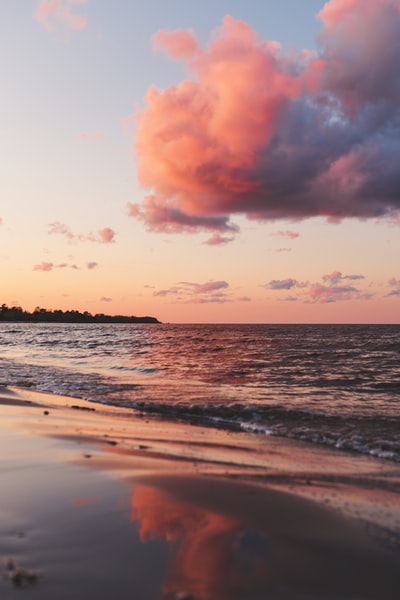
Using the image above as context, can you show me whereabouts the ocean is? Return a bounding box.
[1,323,399,462]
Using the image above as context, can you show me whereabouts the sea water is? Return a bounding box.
[1,323,399,461]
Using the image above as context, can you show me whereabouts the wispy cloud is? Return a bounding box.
[132,1,400,236]
[386,277,400,297]
[33,261,79,272]
[152,280,249,304]
[271,230,300,240]
[191,281,229,294]
[322,271,365,285]
[154,280,228,297]
[389,277,400,288]
[33,262,54,272]
[127,199,238,234]
[48,222,116,244]
[100,296,112,303]
[203,233,235,246]
[266,279,299,291]
[265,278,308,291]
[308,284,364,304]
[152,28,200,60]
[265,271,372,303]
[307,271,372,303]
[33,260,98,272]
[34,0,88,31]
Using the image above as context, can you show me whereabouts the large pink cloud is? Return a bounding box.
[131,1,400,235]
[34,0,87,31]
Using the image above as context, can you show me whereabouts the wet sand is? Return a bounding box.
[1,384,399,599]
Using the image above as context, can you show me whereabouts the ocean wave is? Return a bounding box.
[109,399,400,463]
[1,322,400,463]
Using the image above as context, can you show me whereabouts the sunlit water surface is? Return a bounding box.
[1,323,399,461]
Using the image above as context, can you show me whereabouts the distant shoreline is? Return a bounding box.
[0,304,160,324]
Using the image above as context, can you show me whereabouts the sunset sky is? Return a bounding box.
[1,0,400,323]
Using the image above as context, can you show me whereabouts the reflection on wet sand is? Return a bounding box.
[130,478,400,600]
[132,485,241,599]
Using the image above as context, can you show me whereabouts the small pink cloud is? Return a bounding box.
[266,279,298,291]
[55,263,79,269]
[322,271,343,284]
[203,233,235,246]
[127,198,237,234]
[33,261,81,271]
[152,28,200,60]
[308,284,360,303]
[48,222,116,244]
[100,296,112,303]
[386,277,400,298]
[388,277,400,287]
[33,262,54,272]
[322,271,364,285]
[187,294,230,305]
[193,281,228,294]
[97,228,115,243]
[152,280,238,304]
[265,270,370,303]
[48,222,70,237]
[87,261,98,270]
[271,230,300,239]
[34,0,87,31]
[306,271,370,303]
[153,288,179,298]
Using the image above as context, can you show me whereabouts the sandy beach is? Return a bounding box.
[1,384,399,600]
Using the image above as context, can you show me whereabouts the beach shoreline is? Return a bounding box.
[1,384,400,599]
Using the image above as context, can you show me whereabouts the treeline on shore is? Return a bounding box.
[0,304,160,324]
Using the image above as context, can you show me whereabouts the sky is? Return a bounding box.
[1,0,399,324]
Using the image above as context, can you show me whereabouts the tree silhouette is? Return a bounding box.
[0,304,160,324]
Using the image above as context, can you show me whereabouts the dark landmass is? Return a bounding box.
[0,304,160,324]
